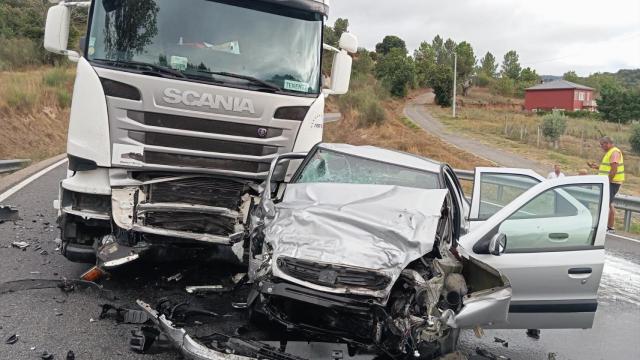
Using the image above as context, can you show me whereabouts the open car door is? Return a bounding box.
[469,167,544,230]
[460,175,608,329]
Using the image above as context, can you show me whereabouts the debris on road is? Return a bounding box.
[80,266,106,282]
[5,333,18,344]
[476,347,511,360]
[0,279,116,300]
[185,285,230,294]
[137,299,306,360]
[129,326,161,353]
[66,350,75,360]
[526,328,541,340]
[40,351,54,360]
[11,241,30,250]
[167,272,183,282]
[231,302,248,309]
[99,303,151,324]
[0,206,20,223]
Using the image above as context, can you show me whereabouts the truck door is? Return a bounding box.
[460,175,608,329]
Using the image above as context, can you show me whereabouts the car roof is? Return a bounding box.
[317,143,443,173]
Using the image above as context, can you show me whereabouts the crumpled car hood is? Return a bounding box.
[265,183,448,297]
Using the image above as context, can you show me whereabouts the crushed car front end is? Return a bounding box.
[248,181,512,358]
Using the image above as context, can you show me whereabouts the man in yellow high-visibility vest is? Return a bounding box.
[588,136,624,233]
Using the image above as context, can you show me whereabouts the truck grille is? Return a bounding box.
[277,257,391,290]
[149,177,249,209]
[145,152,270,174]
[129,131,278,156]
[128,111,283,139]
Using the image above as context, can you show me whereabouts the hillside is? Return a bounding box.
[0,67,73,161]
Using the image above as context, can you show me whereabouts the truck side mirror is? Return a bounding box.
[322,33,358,96]
[339,32,358,53]
[326,51,352,95]
[44,4,80,62]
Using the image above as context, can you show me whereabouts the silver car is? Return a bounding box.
[246,143,608,358]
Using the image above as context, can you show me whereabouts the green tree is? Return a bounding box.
[431,64,454,107]
[413,41,436,87]
[375,35,407,56]
[352,48,374,78]
[542,112,568,149]
[630,124,640,154]
[563,70,580,83]
[520,67,540,83]
[480,51,498,77]
[501,50,521,80]
[598,85,640,124]
[455,41,476,96]
[374,47,415,97]
[333,18,349,40]
[443,38,457,66]
[432,35,445,64]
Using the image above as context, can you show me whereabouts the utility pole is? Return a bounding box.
[452,52,457,118]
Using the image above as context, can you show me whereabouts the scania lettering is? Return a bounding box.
[161,88,256,114]
[44,0,357,267]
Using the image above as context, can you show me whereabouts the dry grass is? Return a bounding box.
[0,67,74,161]
[427,90,640,196]
[325,91,492,171]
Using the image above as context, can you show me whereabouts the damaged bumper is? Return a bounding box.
[137,300,307,360]
[58,168,257,264]
[137,300,253,360]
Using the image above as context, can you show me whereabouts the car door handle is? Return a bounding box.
[568,268,592,275]
[548,233,569,241]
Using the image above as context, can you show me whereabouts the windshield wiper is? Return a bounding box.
[185,70,281,92]
[91,58,187,79]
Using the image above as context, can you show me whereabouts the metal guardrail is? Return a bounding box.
[323,113,342,124]
[454,169,640,232]
[0,159,30,174]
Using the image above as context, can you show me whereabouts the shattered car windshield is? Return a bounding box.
[295,148,441,189]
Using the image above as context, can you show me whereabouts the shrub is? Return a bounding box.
[431,64,453,107]
[476,72,494,87]
[541,112,567,148]
[5,79,40,111]
[490,77,516,97]
[43,67,73,87]
[630,124,640,154]
[56,88,72,108]
[0,37,43,71]
[357,99,386,127]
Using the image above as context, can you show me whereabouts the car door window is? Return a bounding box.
[478,173,540,220]
[499,184,603,252]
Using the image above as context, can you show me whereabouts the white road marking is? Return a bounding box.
[600,253,640,306]
[0,159,68,203]
[607,233,640,244]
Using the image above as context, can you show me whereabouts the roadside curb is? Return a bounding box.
[0,154,66,195]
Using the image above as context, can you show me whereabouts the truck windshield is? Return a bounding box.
[87,0,323,95]
[295,149,441,189]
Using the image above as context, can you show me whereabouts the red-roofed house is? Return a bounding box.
[524,80,596,112]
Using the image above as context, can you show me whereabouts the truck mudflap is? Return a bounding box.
[136,300,304,360]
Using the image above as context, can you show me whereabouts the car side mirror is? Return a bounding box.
[489,233,507,256]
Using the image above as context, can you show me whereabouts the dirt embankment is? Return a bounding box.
[325,90,492,170]
[0,68,73,161]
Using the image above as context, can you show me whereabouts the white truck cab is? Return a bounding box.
[44,0,357,266]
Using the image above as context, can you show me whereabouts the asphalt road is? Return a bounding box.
[1,163,639,360]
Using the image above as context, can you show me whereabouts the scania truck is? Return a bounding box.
[44,0,357,267]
